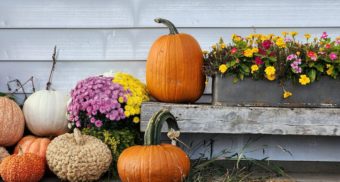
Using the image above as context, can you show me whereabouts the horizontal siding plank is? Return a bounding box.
[0,61,212,95]
[1,28,340,61]
[1,0,340,28]
[0,61,145,93]
[141,102,340,136]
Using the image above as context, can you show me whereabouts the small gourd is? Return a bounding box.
[14,136,51,159]
[46,128,112,182]
[0,147,45,182]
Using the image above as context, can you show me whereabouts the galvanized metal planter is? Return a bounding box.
[212,76,340,108]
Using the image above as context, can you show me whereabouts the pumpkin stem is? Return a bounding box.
[73,128,84,145]
[144,109,180,145]
[154,18,179,35]
[18,146,24,156]
[46,46,57,90]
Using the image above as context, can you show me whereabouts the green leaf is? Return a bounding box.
[240,64,250,74]
[233,77,239,83]
[239,73,245,80]
[313,64,324,72]
[308,69,316,83]
[268,57,277,62]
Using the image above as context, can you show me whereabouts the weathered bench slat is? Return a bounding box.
[141,102,340,136]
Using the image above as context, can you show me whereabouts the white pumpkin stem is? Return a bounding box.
[46,46,57,90]
[73,128,84,145]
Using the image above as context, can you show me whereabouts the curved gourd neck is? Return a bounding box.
[144,109,180,145]
[154,18,179,35]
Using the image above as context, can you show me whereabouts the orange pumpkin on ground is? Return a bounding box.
[0,97,25,146]
[146,18,205,103]
[0,147,45,182]
[118,109,190,182]
[14,136,51,159]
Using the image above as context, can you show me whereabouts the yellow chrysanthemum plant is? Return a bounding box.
[203,32,340,99]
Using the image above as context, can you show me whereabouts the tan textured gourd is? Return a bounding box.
[0,97,25,146]
[0,147,9,164]
[46,128,112,182]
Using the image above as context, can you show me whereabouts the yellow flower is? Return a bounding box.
[219,64,228,73]
[202,50,209,54]
[246,34,253,40]
[268,34,275,39]
[252,47,259,53]
[251,65,259,74]
[118,97,124,103]
[275,37,286,48]
[304,33,311,39]
[283,90,293,99]
[112,72,149,121]
[266,74,276,81]
[253,34,260,39]
[133,117,140,124]
[290,31,298,37]
[296,51,300,56]
[244,49,253,57]
[212,44,216,49]
[265,66,276,75]
[231,34,236,40]
[220,43,226,49]
[260,35,269,41]
[319,47,324,52]
[299,74,311,85]
[326,64,334,75]
[233,36,242,42]
[124,110,131,117]
[281,32,288,37]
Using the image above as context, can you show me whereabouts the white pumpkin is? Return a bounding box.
[23,90,70,136]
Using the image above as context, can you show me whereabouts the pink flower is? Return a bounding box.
[329,52,338,61]
[321,32,328,39]
[254,57,263,65]
[231,47,238,54]
[95,120,103,127]
[284,38,292,42]
[307,51,317,61]
[262,40,272,50]
[90,117,96,123]
[286,54,297,61]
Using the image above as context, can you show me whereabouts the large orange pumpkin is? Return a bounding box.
[0,148,45,182]
[146,18,205,103]
[118,109,190,182]
[14,136,51,159]
[0,97,25,146]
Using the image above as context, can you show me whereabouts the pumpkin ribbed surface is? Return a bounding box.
[118,110,191,182]
[0,97,25,146]
[0,153,45,182]
[14,136,51,159]
[23,90,70,136]
[146,18,205,103]
[118,144,190,182]
[46,129,112,182]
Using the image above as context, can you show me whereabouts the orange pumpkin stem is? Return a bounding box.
[154,18,179,35]
[144,109,180,145]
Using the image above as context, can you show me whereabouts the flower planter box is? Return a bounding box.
[212,76,340,108]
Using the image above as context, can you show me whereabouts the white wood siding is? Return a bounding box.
[1,0,340,161]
